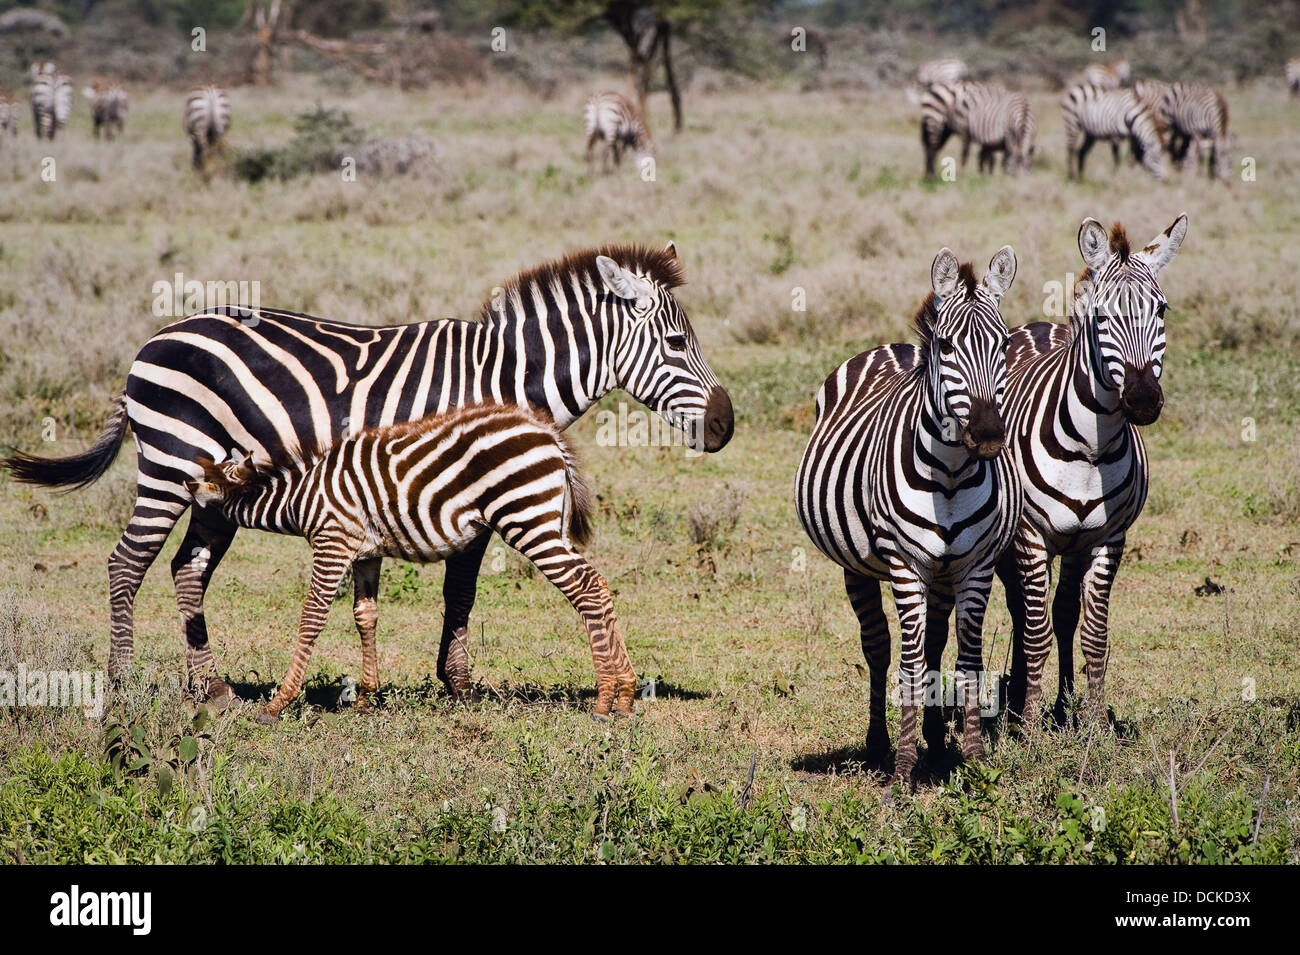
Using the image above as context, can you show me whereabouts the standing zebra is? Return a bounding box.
[1288,57,1300,96]
[0,90,17,138]
[1160,82,1230,180]
[1081,59,1131,90]
[795,246,1021,785]
[1062,84,1166,181]
[966,86,1036,175]
[584,91,652,171]
[30,63,72,141]
[997,215,1188,729]
[187,404,636,723]
[185,85,231,169]
[920,80,975,177]
[85,80,128,140]
[3,243,733,705]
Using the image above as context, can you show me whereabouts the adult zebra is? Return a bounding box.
[966,86,1036,175]
[85,80,128,140]
[3,243,734,704]
[1062,84,1166,181]
[1159,82,1230,180]
[30,63,71,140]
[584,91,652,171]
[795,246,1021,786]
[915,57,968,88]
[997,214,1187,729]
[919,80,974,177]
[187,403,635,723]
[185,85,231,169]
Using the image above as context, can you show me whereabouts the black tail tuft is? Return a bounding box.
[556,433,595,550]
[2,396,129,491]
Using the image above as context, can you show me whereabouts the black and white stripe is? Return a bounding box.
[584,91,652,170]
[30,63,71,140]
[184,85,231,169]
[1081,59,1130,90]
[915,57,968,88]
[0,90,17,138]
[997,215,1188,729]
[920,80,977,177]
[965,85,1036,174]
[3,243,733,704]
[1062,84,1166,180]
[1158,82,1230,180]
[188,403,636,722]
[795,247,1022,786]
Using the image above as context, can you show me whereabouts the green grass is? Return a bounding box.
[1,75,1298,863]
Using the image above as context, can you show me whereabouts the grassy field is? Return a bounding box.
[1,74,1298,863]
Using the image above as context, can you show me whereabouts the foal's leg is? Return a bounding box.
[260,532,356,723]
[352,557,382,709]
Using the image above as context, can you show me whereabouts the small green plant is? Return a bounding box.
[104,708,213,798]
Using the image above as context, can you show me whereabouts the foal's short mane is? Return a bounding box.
[478,244,686,321]
[911,262,977,361]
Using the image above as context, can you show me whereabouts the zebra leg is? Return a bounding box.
[1077,540,1124,726]
[521,537,635,718]
[107,498,187,679]
[351,557,382,709]
[922,587,954,760]
[170,507,238,704]
[996,548,1027,718]
[844,570,890,764]
[953,579,992,761]
[1064,123,1078,179]
[1077,136,1095,179]
[1007,529,1052,731]
[1050,555,1086,727]
[437,531,490,700]
[261,532,356,723]
[889,564,928,789]
[1110,141,1121,170]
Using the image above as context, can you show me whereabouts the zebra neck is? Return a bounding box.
[224,468,306,537]
[477,293,619,428]
[1063,319,1129,452]
[915,386,978,479]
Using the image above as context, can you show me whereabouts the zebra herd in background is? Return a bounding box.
[916,55,1242,182]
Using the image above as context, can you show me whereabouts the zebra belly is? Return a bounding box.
[1022,461,1144,555]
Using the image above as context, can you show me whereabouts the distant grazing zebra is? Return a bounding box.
[920,80,976,177]
[1160,82,1230,180]
[3,243,733,704]
[31,63,72,140]
[85,80,128,140]
[795,246,1021,786]
[1081,59,1130,90]
[915,57,968,88]
[0,90,17,138]
[1062,85,1166,180]
[584,91,652,170]
[1288,57,1300,96]
[965,86,1036,174]
[997,214,1187,729]
[187,404,636,723]
[184,85,231,169]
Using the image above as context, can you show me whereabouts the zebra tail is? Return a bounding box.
[2,395,128,490]
[556,434,595,550]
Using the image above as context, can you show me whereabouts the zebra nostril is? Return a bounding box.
[702,386,734,452]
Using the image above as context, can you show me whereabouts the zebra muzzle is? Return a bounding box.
[960,399,1005,460]
[701,385,735,452]
[1121,362,1164,426]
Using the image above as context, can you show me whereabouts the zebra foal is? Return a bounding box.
[85,80,128,140]
[185,85,231,169]
[188,403,635,723]
[30,62,71,140]
[795,246,1021,786]
[584,91,652,171]
[997,214,1187,730]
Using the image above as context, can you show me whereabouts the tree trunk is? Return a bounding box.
[658,21,682,132]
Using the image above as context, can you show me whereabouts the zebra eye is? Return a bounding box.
[665,334,687,351]
[937,337,955,356]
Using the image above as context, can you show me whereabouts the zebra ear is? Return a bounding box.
[663,241,678,261]
[596,255,653,308]
[983,246,1017,301]
[1078,218,1109,270]
[186,480,223,508]
[1138,213,1188,274]
[930,248,961,304]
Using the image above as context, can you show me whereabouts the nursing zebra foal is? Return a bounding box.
[187,404,635,723]
[3,243,732,705]
[85,80,128,140]
[1062,84,1166,181]
[185,85,231,169]
[997,214,1187,729]
[30,63,72,140]
[966,85,1036,174]
[584,91,652,170]
[1160,82,1230,180]
[795,246,1021,786]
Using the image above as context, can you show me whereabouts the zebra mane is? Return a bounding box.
[1109,223,1130,262]
[479,244,685,321]
[912,262,978,359]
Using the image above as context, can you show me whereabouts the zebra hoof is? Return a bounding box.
[613,708,634,719]
[206,679,241,709]
[255,709,279,726]
[591,711,612,723]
